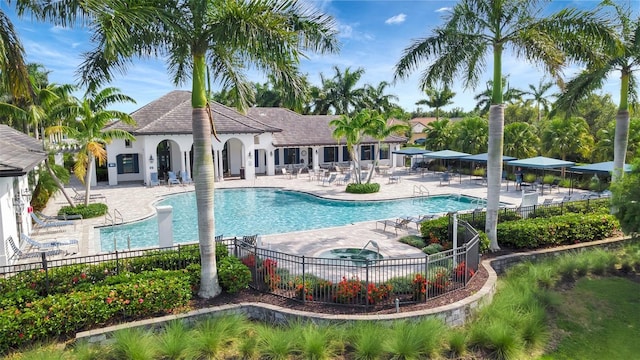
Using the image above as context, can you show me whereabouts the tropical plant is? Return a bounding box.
[423,118,452,150]
[451,115,488,154]
[0,6,31,103]
[23,0,339,299]
[610,158,640,235]
[504,122,540,159]
[361,81,400,114]
[523,78,555,122]
[318,66,366,115]
[555,1,638,182]
[363,113,408,181]
[474,77,525,115]
[541,116,594,162]
[394,0,616,251]
[415,85,456,120]
[46,87,136,205]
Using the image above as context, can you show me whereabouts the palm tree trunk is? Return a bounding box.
[84,156,94,206]
[613,110,630,182]
[45,157,74,207]
[486,104,504,252]
[193,54,221,299]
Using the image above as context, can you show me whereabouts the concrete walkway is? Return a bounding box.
[36,171,586,257]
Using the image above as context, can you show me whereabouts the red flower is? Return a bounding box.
[138,298,144,304]
[80,273,87,279]
[106,298,113,304]
[18,333,24,339]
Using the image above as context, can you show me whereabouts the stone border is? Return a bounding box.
[76,235,634,345]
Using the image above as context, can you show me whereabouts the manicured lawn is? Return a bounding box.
[541,277,640,359]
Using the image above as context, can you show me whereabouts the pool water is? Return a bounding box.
[317,248,383,263]
[100,188,483,251]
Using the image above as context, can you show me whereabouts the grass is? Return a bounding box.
[540,277,640,359]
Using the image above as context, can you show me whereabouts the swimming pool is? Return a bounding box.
[100,188,484,251]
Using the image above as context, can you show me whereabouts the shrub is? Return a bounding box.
[58,203,108,219]
[478,231,490,253]
[420,216,449,244]
[346,183,380,194]
[216,244,229,261]
[218,257,252,294]
[497,213,619,249]
[422,243,443,255]
[398,235,427,249]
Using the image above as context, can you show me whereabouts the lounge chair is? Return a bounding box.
[543,179,561,193]
[167,171,181,186]
[241,234,258,246]
[180,170,193,185]
[541,198,554,206]
[149,172,160,186]
[322,173,337,186]
[281,168,292,179]
[439,172,451,186]
[30,212,74,234]
[215,234,223,241]
[404,215,435,230]
[7,236,64,260]
[21,233,78,253]
[71,187,106,203]
[336,173,351,185]
[376,218,410,235]
[388,173,401,184]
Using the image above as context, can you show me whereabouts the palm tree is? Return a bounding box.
[362,81,399,114]
[451,116,488,154]
[541,116,594,162]
[473,77,525,115]
[503,122,540,159]
[322,66,365,115]
[415,86,455,120]
[24,0,338,298]
[0,7,31,103]
[523,78,555,123]
[364,114,408,181]
[46,88,136,205]
[423,119,452,151]
[593,118,640,163]
[394,0,616,251]
[330,109,381,184]
[555,1,639,182]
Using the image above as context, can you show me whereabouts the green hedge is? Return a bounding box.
[497,213,619,249]
[58,203,108,219]
[0,270,192,353]
[346,183,380,194]
[420,216,449,243]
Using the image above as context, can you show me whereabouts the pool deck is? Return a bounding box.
[35,171,587,258]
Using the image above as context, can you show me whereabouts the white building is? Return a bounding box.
[105,91,407,185]
[0,125,47,266]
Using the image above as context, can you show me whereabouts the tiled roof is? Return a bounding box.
[247,108,407,146]
[0,125,47,177]
[108,90,281,135]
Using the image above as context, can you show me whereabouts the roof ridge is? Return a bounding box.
[137,92,192,133]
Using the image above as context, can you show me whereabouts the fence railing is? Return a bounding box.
[2,221,480,310]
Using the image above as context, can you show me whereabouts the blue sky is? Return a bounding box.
[3,1,636,114]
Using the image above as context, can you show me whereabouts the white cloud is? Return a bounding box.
[385,13,406,25]
[435,7,451,13]
[50,25,69,33]
[338,24,353,38]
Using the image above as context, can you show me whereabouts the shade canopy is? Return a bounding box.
[392,148,431,156]
[507,156,575,169]
[462,153,517,163]
[423,149,470,159]
[571,161,633,174]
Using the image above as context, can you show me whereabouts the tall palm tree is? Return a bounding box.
[47,87,136,206]
[473,77,525,115]
[423,119,452,151]
[523,78,555,123]
[364,114,408,182]
[330,109,380,184]
[394,0,616,251]
[22,0,339,298]
[323,66,365,115]
[593,118,640,163]
[362,81,399,114]
[503,122,540,159]
[555,1,639,182]
[0,6,31,103]
[415,85,455,120]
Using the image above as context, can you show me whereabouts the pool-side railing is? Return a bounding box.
[1,221,480,310]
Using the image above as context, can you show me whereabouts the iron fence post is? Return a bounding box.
[464,241,469,285]
[302,256,306,304]
[115,250,119,275]
[41,252,50,295]
[424,255,429,303]
[365,259,370,310]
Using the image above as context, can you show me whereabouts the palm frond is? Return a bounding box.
[554,64,613,116]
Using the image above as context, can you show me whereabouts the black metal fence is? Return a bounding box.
[2,222,480,310]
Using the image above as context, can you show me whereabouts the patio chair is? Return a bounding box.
[21,233,78,253]
[30,212,74,234]
[7,236,64,260]
[215,234,223,241]
[180,170,193,185]
[388,173,401,184]
[322,173,337,186]
[439,172,451,186]
[541,198,554,206]
[336,173,351,185]
[281,167,292,179]
[561,195,572,203]
[404,215,435,230]
[543,179,561,193]
[149,172,160,186]
[71,187,106,203]
[167,171,181,186]
[376,218,410,235]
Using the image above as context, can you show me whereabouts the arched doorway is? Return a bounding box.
[156,139,181,180]
[223,138,243,177]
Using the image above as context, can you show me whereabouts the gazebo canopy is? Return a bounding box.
[507,156,575,169]
[462,153,517,163]
[571,161,632,174]
[392,148,431,156]
[424,149,470,159]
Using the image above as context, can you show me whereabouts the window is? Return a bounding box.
[255,149,259,167]
[379,144,389,160]
[274,149,280,165]
[283,148,299,164]
[342,146,351,162]
[116,154,139,174]
[124,139,132,148]
[361,145,373,161]
[323,147,338,163]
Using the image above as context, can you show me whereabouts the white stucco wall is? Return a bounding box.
[0,176,30,266]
